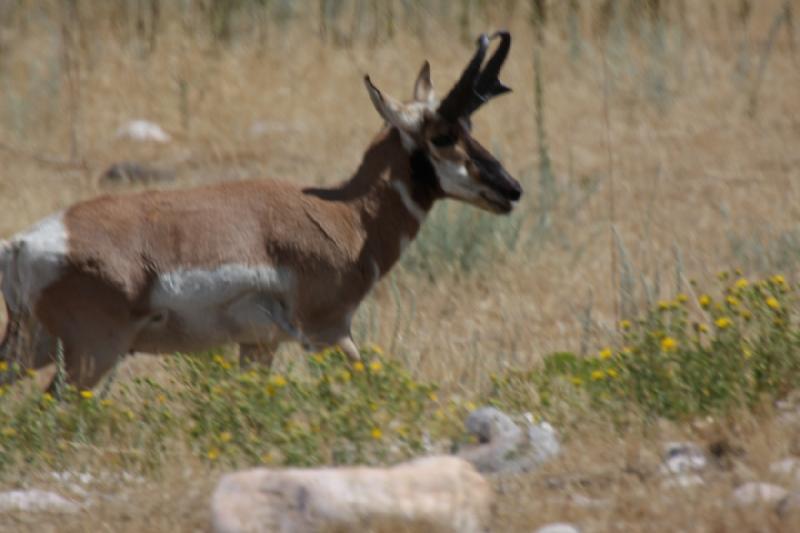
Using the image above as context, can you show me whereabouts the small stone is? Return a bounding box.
[660,441,707,475]
[731,482,788,506]
[458,407,559,474]
[0,489,80,513]
[115,119,171,143]
[534,523,581,533]
[99,161,175,185]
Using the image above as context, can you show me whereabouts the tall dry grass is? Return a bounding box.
[0,1,799,531]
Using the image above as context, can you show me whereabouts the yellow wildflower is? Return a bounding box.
[591,370,605,381]
[598,347,613,360]
[739,309,752,320]
[100,399,113,407]
[369,360,383,373]
[734,277,749,290]
[619,320,631,330]
[465,401,477,412]
[353,361,365,373]
[657,300,671,311]
[726,295,739,307]
[696,323,709,333]
[715,317,732,329]
[771,274,786,285]
[570,376,583,386]
[660,337,678,352]
[80,390,94,400]
[699,295,711,308]
[220,431,232,443]
[743,347,753,359]
[367,343,385,356]
[25,368,36,378]
[621,346,633,355]
[1,427,16,438]
[371,428,383,440]
[212,354,230,369]
[607,368,619,378]
[207,448,220,460]
[677,293,689,304]
[0,361,7,372]
[766,297,781,311]
[338,369,351,383]
[269,374,288,388]
[42,393,54,404]
[428,392,438,402]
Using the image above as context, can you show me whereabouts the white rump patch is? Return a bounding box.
[149,264,298,345]
[1,212,68,313]
[390,180,427,224]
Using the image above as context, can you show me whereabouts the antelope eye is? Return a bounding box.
[430,133,457,148]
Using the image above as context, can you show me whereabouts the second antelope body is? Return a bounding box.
[0,32,522,391]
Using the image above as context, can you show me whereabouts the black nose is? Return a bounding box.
[504,174,522,201]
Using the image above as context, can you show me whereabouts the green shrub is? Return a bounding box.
[173,345,442,467]
[491,273,800,423]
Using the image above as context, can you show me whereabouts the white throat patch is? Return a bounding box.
[430,158,476,200]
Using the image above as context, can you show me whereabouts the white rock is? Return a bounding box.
[730,482,788,506]
[211,456,491,533]
[0,489,80,513]
[660,441,707,475]
[534,523,581,533]
[115,119,171,143]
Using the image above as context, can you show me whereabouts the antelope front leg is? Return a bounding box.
[336,336,361,363]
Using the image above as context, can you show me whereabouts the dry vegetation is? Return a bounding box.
[1,0,800,531]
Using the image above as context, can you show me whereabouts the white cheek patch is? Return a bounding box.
[390,180,427,224]
[2,212,68,313]
[150,264,298,344]
[431,158,480,201]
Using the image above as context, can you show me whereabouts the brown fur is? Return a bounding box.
[31,128,434,389]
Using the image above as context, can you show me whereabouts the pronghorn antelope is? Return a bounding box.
[0,31,521,392]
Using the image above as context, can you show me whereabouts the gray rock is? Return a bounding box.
[211,456,491,533]
[731,482,788,506]
[660,441,707,475]
[534,523,581,533]
[0,489,80,513]
[457,407,559,474]
[99,161,175,185]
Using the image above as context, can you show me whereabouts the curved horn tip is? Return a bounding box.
[476,33,490,47]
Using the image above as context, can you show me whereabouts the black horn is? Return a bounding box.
[437,31,512,121]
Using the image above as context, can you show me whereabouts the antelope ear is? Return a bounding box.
[364,75,420,133]
[412,61,435,105]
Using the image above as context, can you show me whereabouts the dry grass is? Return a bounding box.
[1,0,800,531]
